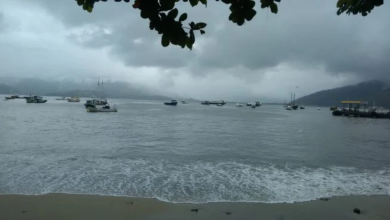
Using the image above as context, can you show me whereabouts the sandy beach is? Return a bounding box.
[0,194,389,220]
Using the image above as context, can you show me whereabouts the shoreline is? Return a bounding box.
[1,194,389,220]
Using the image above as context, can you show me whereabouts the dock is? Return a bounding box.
[332,100,390,119]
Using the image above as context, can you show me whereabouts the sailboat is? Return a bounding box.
[286,93,298,110]
[292,93,298,110]
[84,79,108,108]
[300,101,305,109]
[181,93,189,104]
[85,79,118,113]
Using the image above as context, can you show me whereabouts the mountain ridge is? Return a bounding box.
[295,81,390,107]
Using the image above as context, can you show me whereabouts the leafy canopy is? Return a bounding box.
[75,0,384,50]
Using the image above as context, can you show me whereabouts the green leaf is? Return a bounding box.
[168,8,178,19]
[270,2,278,14]
[77,0,85,6]
[190,30,195,45]
[194,22,207,30]
[179,13,188,22]
[141,10,149,19]
[200,30,205,35]
[186,38,193,50]
[237,15,245,26]
[189,0,199,7]
[161,34,170,47]
[178,36,186,48]
[160,0,175,11]
[245,9,257,21]
[199,0,207,6]
[336,0,348,7]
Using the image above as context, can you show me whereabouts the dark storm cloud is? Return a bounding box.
[14,0,390,81]
[196,1,390,79]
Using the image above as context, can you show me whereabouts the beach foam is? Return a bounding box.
[1,155,389,203]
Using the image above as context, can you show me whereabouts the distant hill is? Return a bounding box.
[46,90,172,101]
[296,81,390,107]
[0,79,178,101]
[0,83,18,94]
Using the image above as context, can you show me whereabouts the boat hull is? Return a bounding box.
[164,103,178,106]
[87,108,118,113]
[26,100,47,103]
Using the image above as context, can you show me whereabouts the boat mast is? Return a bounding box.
[101,79,105,99]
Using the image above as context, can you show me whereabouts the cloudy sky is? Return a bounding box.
[0,0,388,101]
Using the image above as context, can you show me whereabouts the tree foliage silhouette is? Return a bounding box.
[75,0,384,50]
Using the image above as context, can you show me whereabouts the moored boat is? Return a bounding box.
[330,106,338,111]
[4,94,19,100]
[202,100,226,106]
[84,98,108,108]
[87,104,118,113]
[67,97,80,102]
[26,95,47,103]
[164,100,178,106]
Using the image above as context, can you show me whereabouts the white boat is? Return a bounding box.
[87,104,118,113]
[286,105,292,110]
[26,95,47,103]
[67,97,80,102]
[317,107,321,110]
[236,103,243,107]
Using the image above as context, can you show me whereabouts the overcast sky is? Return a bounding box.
[0,0,388,101]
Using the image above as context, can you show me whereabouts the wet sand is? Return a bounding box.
[0,194,389,220]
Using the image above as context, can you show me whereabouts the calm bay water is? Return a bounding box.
[1,96,389,203]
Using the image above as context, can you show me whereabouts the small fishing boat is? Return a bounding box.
[26,95,47,103]
[4,94,19,100]
[317,107,321,110]
[87,104,118,113]
[255,101,262,107]
[84,98,107,108]
[236,103,243,107]
[67,97,80,102]
[286,105,292,110]
[164,100,178,106]
[330,106,337,111]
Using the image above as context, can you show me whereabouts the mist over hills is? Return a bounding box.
[0,78,177,100]
[295,81,390,107]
